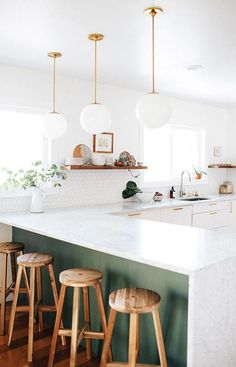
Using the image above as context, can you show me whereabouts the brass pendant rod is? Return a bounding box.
[94,40,97,104]
[152,12,155,94]
[53,57,56,113]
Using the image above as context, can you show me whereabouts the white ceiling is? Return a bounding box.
[0,0,236,107]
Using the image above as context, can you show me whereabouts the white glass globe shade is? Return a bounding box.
[42,112,67,139]
[136,93,171,128]
[80,103,111,134]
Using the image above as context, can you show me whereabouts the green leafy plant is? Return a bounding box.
[0,161,66,191]
[122,181,142,199]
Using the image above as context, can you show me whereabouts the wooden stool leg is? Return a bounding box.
[128,313,138,367]
[95,282,112,361]
[47,264,66,346]
[10,253,17,284]
[0,253,7,336]
[7,265,23,345]
[48,284,66,367]
[152,308,167,367]
[19,251,30,301]
[70,287,80,367]
[36,267,43,332]
[83,286,92,360]
[28,267,36,363]
[136,314,140,362]
[100,308,117,367]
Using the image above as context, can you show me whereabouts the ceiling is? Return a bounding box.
[0,0,236,107]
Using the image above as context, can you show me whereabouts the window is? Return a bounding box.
[0,108,46,172]
[143,124,205,184]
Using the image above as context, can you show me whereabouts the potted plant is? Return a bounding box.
[122,181,142,199]
[0,161,66,213]
[193,165,207,180]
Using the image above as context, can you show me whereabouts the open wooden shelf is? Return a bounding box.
[62,165,148,170]
[208,164,236,168]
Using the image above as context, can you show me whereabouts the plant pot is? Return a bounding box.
[195,173,202,180]
[30,187,44,213]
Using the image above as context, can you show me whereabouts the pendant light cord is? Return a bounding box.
[53,56,56,113]
[94,40,97,104]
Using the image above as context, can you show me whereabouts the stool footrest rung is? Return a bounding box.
[107,364,160,367]
[58,323,104,341]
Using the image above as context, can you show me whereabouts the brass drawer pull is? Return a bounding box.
[209,212,217,215]
[173,207,184,211]
[128,212,141,216]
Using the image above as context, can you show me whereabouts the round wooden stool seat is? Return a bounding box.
[59,268,103,287]
[109,288,161,314]
[17,253,54,267]
[0,242,25,254]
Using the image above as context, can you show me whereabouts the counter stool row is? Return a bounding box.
[0,242,167,367]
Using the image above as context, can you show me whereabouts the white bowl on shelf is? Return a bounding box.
[64,157,84,166]
[92,154,106,166]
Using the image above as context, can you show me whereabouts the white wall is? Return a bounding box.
[0,63,231,208]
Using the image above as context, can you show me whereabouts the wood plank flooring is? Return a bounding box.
[0,304,100,367]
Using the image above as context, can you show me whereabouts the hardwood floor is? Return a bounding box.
[0,304,100,367]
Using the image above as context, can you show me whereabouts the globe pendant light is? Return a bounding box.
[136,7,171,128]
[42,52,67,139]
[80,33,111,134]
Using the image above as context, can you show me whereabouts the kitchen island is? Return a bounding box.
[0,201,236,367]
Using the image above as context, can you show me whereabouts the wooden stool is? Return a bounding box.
[100,288,167,367]
[0,242,29,336]
[7,252,66,362]
[48,268,111,367]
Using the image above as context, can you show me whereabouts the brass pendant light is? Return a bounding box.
[42,52,67,139]
[80,33,111,134]
[136,7,171,128]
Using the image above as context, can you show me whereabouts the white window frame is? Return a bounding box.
[139,124,207,189]
[0,105,53,198]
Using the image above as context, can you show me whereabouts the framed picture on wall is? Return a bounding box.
[93,132,114,153]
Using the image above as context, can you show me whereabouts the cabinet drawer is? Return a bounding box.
[160,206,192,226]
[192,209,229,229]
[192,200,230,214]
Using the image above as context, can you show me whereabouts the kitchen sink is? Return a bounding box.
[180,197,210,202]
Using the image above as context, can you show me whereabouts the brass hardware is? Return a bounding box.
[209,212,217,215]
[48,52,62,59]
[143,7,163,16]
[48,51,62,113]
[88,33,104,42]
[88,33,104,104]
[143,7,163,94]
[173,207,184,211]
[128,213,141,216]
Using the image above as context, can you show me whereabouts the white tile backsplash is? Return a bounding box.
[0,168,227,213]
[0,170,135,213]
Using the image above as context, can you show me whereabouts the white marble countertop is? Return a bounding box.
[0,194,236,276]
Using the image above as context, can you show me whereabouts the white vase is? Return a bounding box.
[30,187,44,213]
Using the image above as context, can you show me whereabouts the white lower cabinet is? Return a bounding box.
[118,200,236,230]
[160,206,192,226]
[192,209,229,230]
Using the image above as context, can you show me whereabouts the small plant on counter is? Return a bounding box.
[122,181,142,199]
[193,165,207,180]
[0,161,67,191]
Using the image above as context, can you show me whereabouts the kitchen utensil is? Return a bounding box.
[219,181,233,194]
[73,144,92,165]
